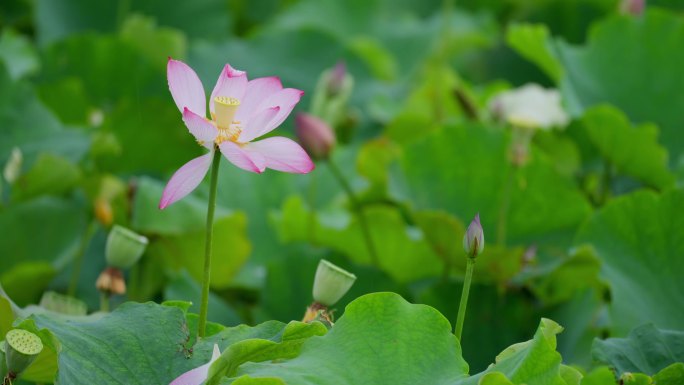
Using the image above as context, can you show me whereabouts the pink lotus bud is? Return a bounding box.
[463,213,485,258]
[296,113,336,160]
[327,61,347,96]
[620,0,645,15]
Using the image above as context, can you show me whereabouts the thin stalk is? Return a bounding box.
[68,220,97,296]
[99,292,110,312]
[127,262,141,302]
[327,160,379,267]
[454,258,475,340]
[306,171,318,244]
[198,149,222,338]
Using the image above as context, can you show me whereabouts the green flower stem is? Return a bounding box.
[99,292,110,313]
[454,258,475,340]
[326,160,379,267]
[68,220,97,296]
[307,171,318,244]
[198,149,222,338]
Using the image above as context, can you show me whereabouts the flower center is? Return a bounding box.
[214,96,242,144]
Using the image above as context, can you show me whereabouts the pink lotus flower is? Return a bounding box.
[159,59,315,209]
[170,344,220,385]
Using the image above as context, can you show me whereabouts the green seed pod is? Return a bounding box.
[105,225,148,269]
[312,259,356,307]
[4,329,43,376]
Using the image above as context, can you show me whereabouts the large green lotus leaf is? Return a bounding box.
[39,34,165,104]
[131,176,232,236]
[399,122,592,247]
[0,64,89,165]
[1,262,55,307]
[414,282,545,373]
[134,178,251,290]
[206,322,328,384]
[580,367,616,385]
[190,28,347,101]
[11,153,82,202]
[119,15,187,72]
[273,195,443,282]
[28,302,293,384]
[575,189,684,334]
[34,0,232,45]
[145,212,251,289]
[505,23,562,82]
[529,245,605,305]
[653,363,684,385]
[0,197,85,267]
[592,323,684,377]
[514,10,684,164]
[0,28,40,80]
[37,32,200,174]
[226,292,470,385]
[581,106,674,190]
[462,318,579,385]
[164,270,242,326]
[264,0,497,84]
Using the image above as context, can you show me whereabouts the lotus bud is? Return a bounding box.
[620,0,645,15]
[96,267,126,295]
[312,259,356,307]
[3,147,22,184]
[4,329,43,377]
[327,61,348,96]
[463,213,485,258]
[296,113,336,160]
[105,225,148,269]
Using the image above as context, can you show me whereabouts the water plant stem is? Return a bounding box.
[67,220,97,296]
[327,160,379,267]
[99,292,110,312]
[198,150,222,338]
[454,258,475,340]
[307,172,318,244]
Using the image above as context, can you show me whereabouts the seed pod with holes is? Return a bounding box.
[4,329,43,376]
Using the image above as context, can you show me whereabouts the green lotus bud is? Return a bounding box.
[463,213,484,258]
[296,113,336,160]
[327,61,349,97]
[4,329,43,376]
[105,225,148,269]
[312,259,356,307]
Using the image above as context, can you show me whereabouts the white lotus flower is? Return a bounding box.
[489,83,569,130]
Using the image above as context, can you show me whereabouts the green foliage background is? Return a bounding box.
[1,0,684,383]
